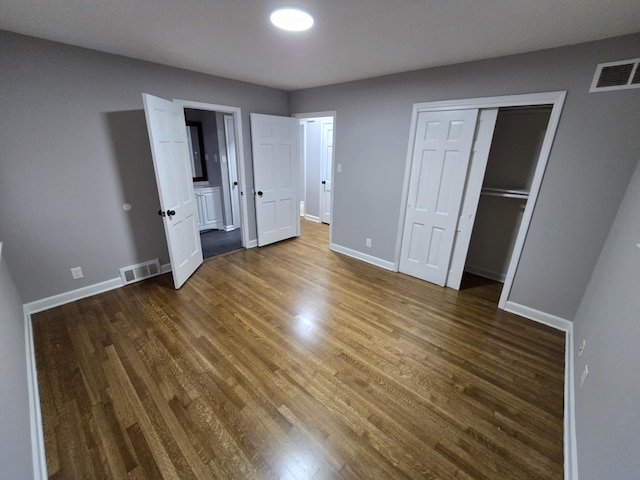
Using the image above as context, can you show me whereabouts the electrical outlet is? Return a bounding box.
[70,267,83,279]
[578,339,586,357]
[365,238,372,248]
[580,364,589,388]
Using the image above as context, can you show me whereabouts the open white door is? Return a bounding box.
[399,109,478,286]
[446,109,499,289]
[142,93,203,288]
[224,114,242,229]
[320,118,334,224]
[250,113,300,247]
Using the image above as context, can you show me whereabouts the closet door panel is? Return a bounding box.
[400,109,478,286]
[447,109,499,290]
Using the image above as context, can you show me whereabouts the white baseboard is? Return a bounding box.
[503,301,577,479]
[246,239,258,248]
[223,225,237,232]
[503,301,573,332]
[160,263,172,274]
[23,277,123,316]
[330,243,395,271]
[24,311,47,480]
[564,324,578,480]
[304,214,321,223]
[24,263,172,316]
[464,265,506,282]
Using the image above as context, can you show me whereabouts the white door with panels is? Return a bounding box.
[446,109,499,289]
[399,109,479,286]
[320,118,334,224]
[142,93,203,289]
[224,114,242,229]
[250,113,300,247]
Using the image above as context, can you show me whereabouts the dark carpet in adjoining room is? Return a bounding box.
[200,228,242,258]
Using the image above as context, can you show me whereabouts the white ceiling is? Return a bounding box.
[1,0,639,90]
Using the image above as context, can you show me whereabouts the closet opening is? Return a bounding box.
[457,105,553,300]
[396,91,566,311]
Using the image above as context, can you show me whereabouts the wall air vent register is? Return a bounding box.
[590,58,640,92]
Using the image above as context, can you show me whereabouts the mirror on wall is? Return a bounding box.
[186,121,208,181]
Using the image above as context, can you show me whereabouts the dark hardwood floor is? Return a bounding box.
[32,220,565,479]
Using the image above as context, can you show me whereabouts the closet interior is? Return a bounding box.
[461,105,552,290]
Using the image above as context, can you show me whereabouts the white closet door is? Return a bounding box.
[250,113,300,247]
[446,108,499,290]
[142,93,203,289]
[399,109,478,286]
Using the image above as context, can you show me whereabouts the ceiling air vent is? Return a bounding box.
[590,58,640,92]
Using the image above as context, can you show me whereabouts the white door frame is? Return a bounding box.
[292,111,337,244]
[173,99,250,249]
[394,91,566,309]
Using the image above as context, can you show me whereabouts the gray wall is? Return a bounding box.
[289,33,640,320]
[0,245,33,479]
[0,30,288,302]
[572,158,640,479]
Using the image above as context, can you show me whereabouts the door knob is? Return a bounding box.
[257,191,263,196]
[233,181,238,186]
[167,209,176,218]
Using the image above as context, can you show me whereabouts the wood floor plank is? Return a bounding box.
[32,220,565,479]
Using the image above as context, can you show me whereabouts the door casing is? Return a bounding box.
[173,99,250,249]
[292,111,337,245]
[395,91,566,309]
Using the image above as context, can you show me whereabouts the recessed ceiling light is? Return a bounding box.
[270,7,314,32]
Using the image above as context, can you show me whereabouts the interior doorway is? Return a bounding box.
[175,99,250,258]
[293,111,336,248]
[183,108,242,259]
[396,92,566,310]
[297,115,334,224]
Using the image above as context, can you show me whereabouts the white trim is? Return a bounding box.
[173,99,250,250]
[330,243,395,271]
[394,91,567,310]
[223,225,236,232]
[23,277,122,316]
[246,239,258,248]
[161,262,172,274]
[304,214,321,223]
[564,323,579,480]
[410,91,567,111]
[503,301,572,332]
[24,311,47,480]
[463,265,506,283]
[292,111,337,119]
[497,93,566,309]
[502,299,577,478]
[24,263,172,316]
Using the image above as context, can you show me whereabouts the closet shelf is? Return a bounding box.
[481,187,529,199]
